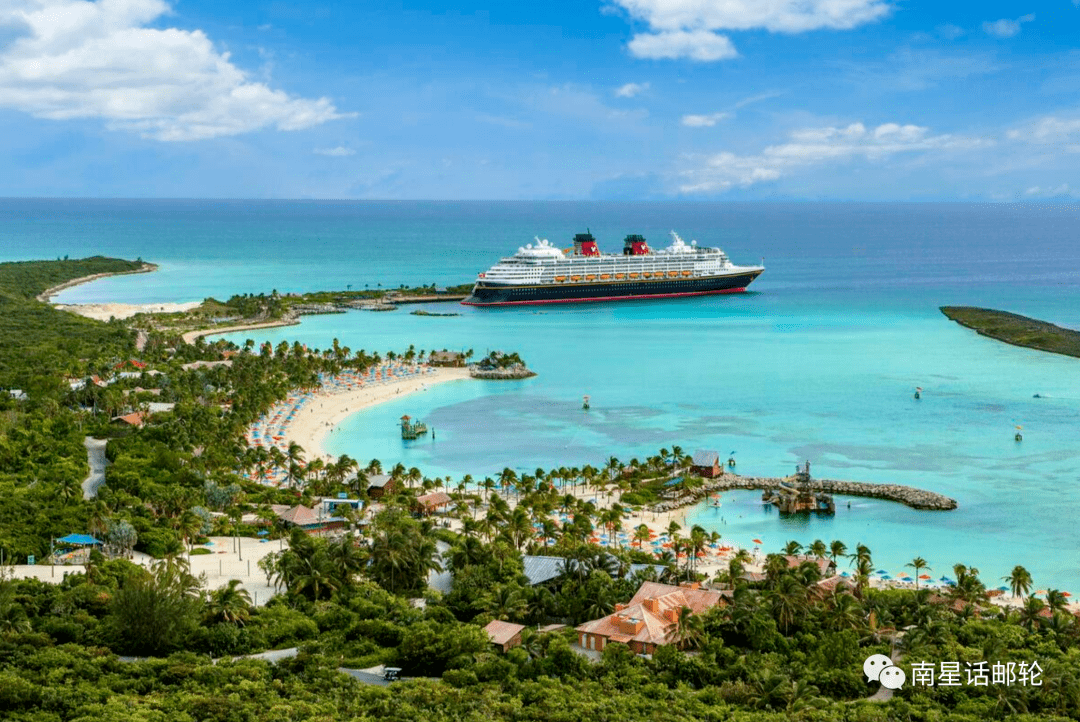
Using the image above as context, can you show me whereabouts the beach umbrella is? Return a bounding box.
[997,586,1009,592]
[257,530,269,537]
[752,538,763,545]
[880,574,891,580]
[1064,592,1073,597]
[839,571,849,577]
[875,569,888,575]
[919,574,932,580]
[1035,589,1047,595]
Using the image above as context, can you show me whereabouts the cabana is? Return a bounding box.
[51,533,102,564]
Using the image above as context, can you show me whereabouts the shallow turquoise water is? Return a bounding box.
[4,199,1078,591]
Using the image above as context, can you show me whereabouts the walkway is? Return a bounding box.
[82,437,108,500]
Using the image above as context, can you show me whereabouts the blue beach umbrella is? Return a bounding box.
[875,569,888,575]
[997,586,1009,592]
[257,530,269,537]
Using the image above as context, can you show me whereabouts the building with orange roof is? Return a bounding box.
[414,491,453,516]
[112,411,147,427]
[575,581,727,655]
[484,620,526,653]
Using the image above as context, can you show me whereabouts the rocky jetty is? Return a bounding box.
[469,364,536,380]
[650,473,957,513]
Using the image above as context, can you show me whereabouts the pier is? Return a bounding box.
[651,471,957,513]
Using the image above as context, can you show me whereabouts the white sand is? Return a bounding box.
[55,301,202,321]
[283,366,472,461]
[6,535,287,606]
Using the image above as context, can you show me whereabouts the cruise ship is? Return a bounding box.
[462,231,763,306]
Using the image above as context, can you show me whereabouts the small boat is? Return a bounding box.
[667,271,679,278]
[571,275,582,282]
[615,273,626,279]
[585,274,597,281]
[642,272,652,279]
[555,276,566,282]
[600,274,610,280]
[681,270,691,277]
[629,273,639,279]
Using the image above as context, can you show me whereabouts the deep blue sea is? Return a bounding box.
[4,199,1079,591]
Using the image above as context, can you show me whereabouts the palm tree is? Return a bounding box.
[828,540,847,565]
[807,539,828,558]
[1044,588,1068,613]
[906,556,931,591]
[783,540,803,556]
[285,442,305,488]
[667,605,704,649]
[1004,565,1033,600]
[176,509,203,554]
[768,575,808,633]
[823,593,864,632]
[1019,596,1046,632]
[207,579,252,625]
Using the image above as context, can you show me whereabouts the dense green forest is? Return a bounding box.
[0,259,1077,721]
[0,257,146,390]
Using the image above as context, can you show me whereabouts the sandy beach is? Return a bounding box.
[244,363,472,483]
[284,366,471,460]
[56,300,203,321]
[182,319,300,345]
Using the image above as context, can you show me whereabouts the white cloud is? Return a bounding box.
[679,121,988,193]
[313,146,355,157]
[627,30,737,61]
[614,0,890,61]
[615,82,649,97]
[982,14,1035,38]
[1006,116,1080,151]
[681,112,730,127]
[0,0,349,141]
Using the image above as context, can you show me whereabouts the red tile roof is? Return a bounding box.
[484,620,526,646]
[278,504,320,526]
[114,411,146,427]
[576,582,726,648]
[416,492,452,508]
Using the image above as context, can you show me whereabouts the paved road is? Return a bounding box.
[82,437,108,500]
[338,667,392,687]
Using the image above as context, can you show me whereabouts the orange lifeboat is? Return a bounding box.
[600,274,611,280]
[615,273,625,279]
[571,275,582,282]
[585,274,597,281]
[629,273,639,279]
[554,276,566,282]
[667,271,679,278]
[642,272,652,279]
[681,270,691,277]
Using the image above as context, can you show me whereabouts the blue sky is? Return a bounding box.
[0,0,1078,200]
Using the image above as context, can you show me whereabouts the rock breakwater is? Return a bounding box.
[651,474,957,512]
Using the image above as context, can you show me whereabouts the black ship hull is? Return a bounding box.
[462,270,762,306]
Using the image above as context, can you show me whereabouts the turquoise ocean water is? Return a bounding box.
[4,199,1079,590]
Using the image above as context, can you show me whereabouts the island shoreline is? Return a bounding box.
[36,261,159,303]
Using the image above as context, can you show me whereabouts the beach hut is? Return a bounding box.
[690,450,722,478]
